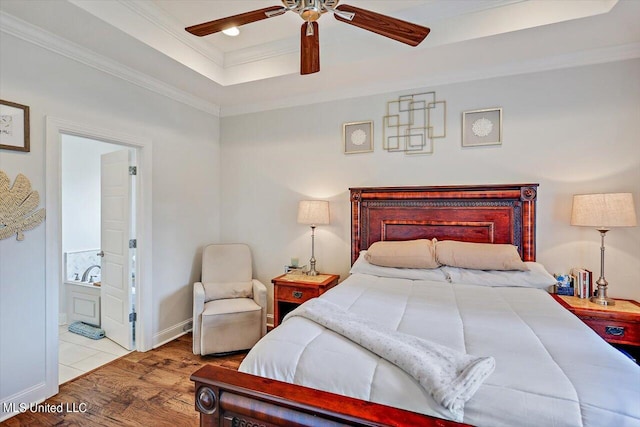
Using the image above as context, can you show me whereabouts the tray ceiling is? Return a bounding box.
[1,0,638,116]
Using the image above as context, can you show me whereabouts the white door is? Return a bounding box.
[100,149,134,350]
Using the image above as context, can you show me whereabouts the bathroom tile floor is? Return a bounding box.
[58,325,131,384]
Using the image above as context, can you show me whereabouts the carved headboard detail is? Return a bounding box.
[350,184,539,264]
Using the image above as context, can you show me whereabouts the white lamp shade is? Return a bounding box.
[571,193,637,228]
[297,200,330,225]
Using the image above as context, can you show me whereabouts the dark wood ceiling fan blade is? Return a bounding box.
[185,6,284,37]
[300,22,320,75]
[334,4,430,47]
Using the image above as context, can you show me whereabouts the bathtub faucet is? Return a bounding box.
[81,265,101,282]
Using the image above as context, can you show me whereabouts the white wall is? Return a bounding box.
[220,59,640,313]
[0,32,220,414]
[61,135,123,254]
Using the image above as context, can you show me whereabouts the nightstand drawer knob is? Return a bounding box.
[293,291,303,299]
[605,326,625,337]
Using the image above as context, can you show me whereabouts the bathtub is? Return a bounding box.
[66,281,101,327]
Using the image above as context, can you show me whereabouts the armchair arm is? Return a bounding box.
[193,281,206,355]
[252,279,267,337]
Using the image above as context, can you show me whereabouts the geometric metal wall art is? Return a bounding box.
[0,170,46,241]
[383,92,446,155]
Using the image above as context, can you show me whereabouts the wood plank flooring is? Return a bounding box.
[2,334,246,427]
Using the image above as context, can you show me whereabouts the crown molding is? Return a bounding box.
[117,0,225,67]
[120,0,298,69]
[0,11,221,116]
[225,37,299,68]
[220,42,640,117]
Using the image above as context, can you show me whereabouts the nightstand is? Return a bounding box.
[272,273,340,327]
[552,294,640,347]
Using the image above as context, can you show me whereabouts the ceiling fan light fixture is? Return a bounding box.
[222,27,240,36]
[301,10,321,22]
[300,0,324,22]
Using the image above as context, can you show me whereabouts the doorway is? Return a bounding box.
[58,135,135,384]
[44,117,153,400]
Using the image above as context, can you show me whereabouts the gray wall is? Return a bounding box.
[220,59,640,316]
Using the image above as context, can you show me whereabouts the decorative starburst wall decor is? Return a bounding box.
[462,108,503,147]
[0,170,46,241]
[383,92,446,155]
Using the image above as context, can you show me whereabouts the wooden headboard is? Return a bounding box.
[350,184,539,264]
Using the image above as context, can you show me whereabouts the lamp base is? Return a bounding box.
[307,258,319,276]
[590,295,615,306]
[590,281,615,306]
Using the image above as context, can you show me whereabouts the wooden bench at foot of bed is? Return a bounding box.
[191,365,470,427]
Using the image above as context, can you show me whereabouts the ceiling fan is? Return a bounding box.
[185,0,430,75]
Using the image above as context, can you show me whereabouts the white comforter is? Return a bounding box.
[240,273,640,427]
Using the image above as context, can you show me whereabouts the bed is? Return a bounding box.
[191,184,640,427]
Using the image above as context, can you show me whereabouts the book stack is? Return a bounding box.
[570,268,593,298]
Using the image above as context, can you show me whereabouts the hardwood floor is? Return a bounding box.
[2,334,246,427]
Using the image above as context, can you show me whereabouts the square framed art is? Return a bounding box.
[343,121,373,154]
[0,99,30,152]
[462,108,502,147]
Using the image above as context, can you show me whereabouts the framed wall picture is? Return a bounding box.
[343,121,373,154]
[462,108,502,147]
[0,100,30,152]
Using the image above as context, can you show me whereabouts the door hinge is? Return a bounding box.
[129,239,137,249]
[129,166,137,176]
[129,312,137,322]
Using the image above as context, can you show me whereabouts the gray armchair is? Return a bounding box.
[193,243,267,355]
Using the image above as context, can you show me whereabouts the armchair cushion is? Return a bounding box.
[200,298,263,354]
[203,281,253,301]
[202,298,261,316]
[202,244,252,283]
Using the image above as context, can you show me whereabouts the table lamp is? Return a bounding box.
[297,200,330,276]
[571,193,637,306]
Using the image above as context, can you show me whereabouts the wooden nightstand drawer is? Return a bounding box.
[552,295,640,347]
[276,284,318,304]
[580,318,640,346]
[272,273,340,327]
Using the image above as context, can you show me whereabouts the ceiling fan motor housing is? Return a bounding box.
[282,0,340,22]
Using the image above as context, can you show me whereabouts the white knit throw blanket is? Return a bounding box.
[283,298,495,421]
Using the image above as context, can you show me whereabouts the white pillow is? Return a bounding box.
[350,251,449,282]
[442,262,556,289]
[203,281,253,301]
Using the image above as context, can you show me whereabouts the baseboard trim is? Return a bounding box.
[0,382,46,422]
[152,319,192,349]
